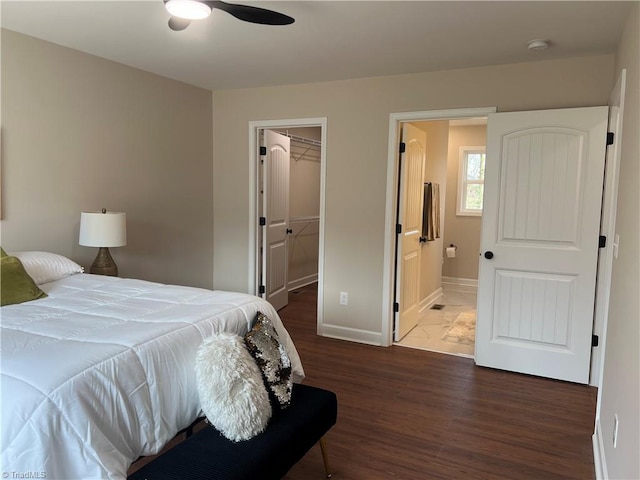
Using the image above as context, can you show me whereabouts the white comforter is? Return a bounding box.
[0,274,304,480]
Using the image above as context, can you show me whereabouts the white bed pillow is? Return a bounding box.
[10,251,84,285]
[195,333,272,442]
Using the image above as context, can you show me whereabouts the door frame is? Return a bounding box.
[383,107,496,347]
[592,73,627,480]
[593,69,626,401]
[248,117,327,327]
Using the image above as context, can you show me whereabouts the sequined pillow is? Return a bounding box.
[244,312,293,408]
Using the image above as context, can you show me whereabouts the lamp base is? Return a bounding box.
[90,247,118,276]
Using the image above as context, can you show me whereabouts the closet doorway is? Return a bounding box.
[248,118,327,327]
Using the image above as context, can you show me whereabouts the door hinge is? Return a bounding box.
[259,217,266,226]
[259,285,266,295]
[393,302,399,313]
[396,224,402,234]
[606,132,614,146]
[260,146,267,156]
[599,235,607,248]
[592,334,599,347]
[399,142,406,154]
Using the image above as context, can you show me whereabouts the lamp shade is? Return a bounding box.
[79,211,127,248]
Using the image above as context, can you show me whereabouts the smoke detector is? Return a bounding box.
[528,39,550,51]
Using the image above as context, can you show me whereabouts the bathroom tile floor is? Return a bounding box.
[395,287,477,357]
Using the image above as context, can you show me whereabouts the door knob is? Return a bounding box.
[484,251,494,259]
[286,228,293,234]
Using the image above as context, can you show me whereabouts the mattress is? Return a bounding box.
[0,273,304,480]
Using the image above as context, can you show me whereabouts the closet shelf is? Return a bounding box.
[276,130,322,147]
[289,215,320,224]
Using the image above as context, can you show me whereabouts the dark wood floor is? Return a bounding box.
[281,284,597,480]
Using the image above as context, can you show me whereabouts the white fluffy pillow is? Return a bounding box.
[11,251,84,285]
[195,333,272,442]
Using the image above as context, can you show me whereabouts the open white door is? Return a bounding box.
[395,123,426,341]
[476,107,608,384]
[262,130,290,311]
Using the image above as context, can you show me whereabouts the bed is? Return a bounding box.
[0,252,304,480]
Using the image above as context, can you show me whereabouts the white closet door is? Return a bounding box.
[263,130,291,311]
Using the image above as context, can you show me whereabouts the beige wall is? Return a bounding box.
[598,3,640,479]
[442,125,487,281]
[413,121,448,302]
[1,30,214,288]
[212,54,614,343]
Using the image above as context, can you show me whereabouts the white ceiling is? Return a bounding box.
[1,1,633,91]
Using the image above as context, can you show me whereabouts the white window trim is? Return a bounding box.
[456,146,486,217]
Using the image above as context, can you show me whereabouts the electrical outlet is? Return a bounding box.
[339,292,348,305]
[613,414,619,448]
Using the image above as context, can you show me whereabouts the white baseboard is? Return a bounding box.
[419,288,443,314]
[319,323,383,346]
[288,273,318,291]
[592,419,608,480]
[442,276,478,293]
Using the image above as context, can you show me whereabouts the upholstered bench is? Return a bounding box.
[128,383,338,480]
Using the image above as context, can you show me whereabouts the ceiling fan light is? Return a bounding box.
[165,0,211,20]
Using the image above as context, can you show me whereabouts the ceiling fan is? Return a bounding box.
[164,0,295,31]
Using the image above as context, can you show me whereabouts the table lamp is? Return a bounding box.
[79,208,127,276]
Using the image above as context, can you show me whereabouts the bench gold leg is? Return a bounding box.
[319,436,332,478]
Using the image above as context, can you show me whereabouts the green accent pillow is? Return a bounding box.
[1,255,48,306]
[0,247,7,258]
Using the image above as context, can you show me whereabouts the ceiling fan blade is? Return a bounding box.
[168,16,191,31]
[206,1,294,25]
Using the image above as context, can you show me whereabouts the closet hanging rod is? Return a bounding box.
[276,131,322,147]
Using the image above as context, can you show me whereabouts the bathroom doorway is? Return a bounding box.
[390,111,492,357]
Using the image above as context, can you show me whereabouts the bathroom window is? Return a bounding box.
[457,146,486,216]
